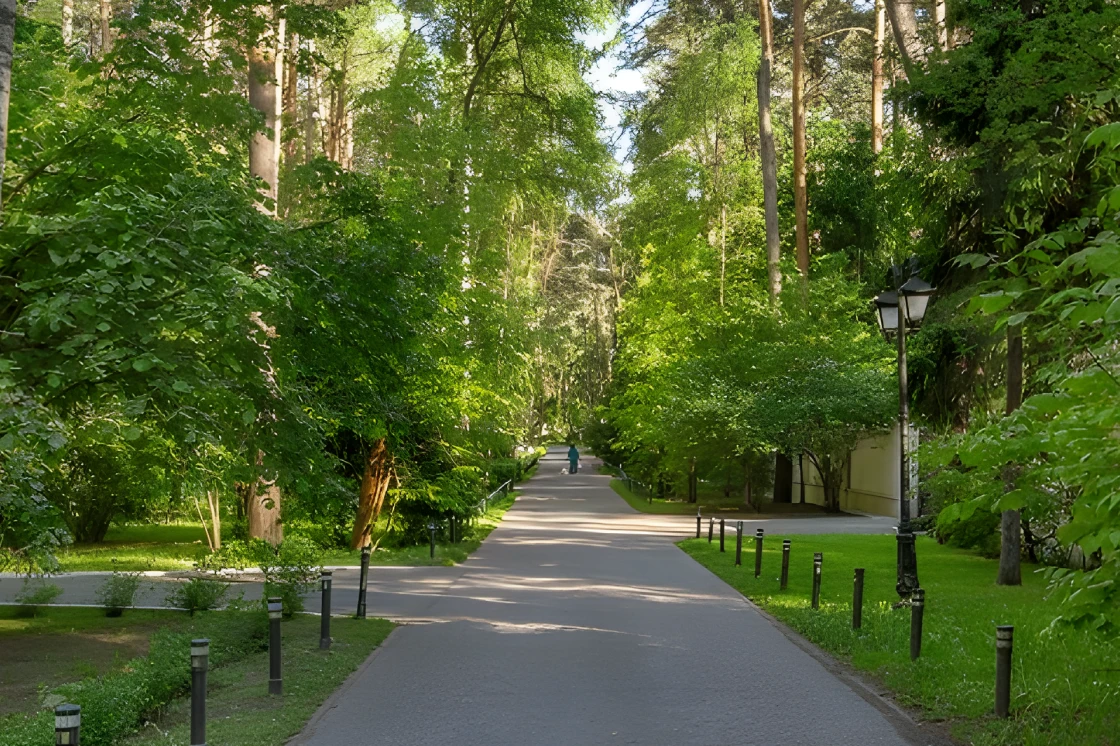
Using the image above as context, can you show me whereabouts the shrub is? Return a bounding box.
[14,578,62,616]
[194,538,268,573]
[96,571,144,616]
[488,458,520,489]
[255,535,322,616]
[166,578,229,614]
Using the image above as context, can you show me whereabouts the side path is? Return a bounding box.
[292,448,928,746]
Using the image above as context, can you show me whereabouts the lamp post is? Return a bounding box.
[874,257,935,600]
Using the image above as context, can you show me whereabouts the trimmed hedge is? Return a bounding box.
[0,611,267,746]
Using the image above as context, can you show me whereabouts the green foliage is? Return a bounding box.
[95,571,145,615]
[166,578,230,615]
[13,578,63,614]
[256,536,324,616]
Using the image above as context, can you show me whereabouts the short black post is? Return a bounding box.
[449,516,456,543]
[995,625,1013,718]
[708,517,714,543]
[356,545,370,619]
[428,521,437,559]
[190,639,208,745]
[696,511,702,539]
[811,552,822,609]
[268,597,282,695]
[754,529,764,578]
[853,568,865,629]
[910,587,925,661]
[55,703,80,745]
[719,518,725,552]
[734,522,743,566]
[780,540,790,590]
[319,570,333,650]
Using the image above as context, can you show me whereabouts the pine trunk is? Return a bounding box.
[351,439,393,549]
[998,323,1024,586]
[757,0,781,305]
[0,0,13,212]
[792,0,809,285]
[885,0,925,76]
[283,33,299,164]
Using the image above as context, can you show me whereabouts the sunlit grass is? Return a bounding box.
[53,494,517,572]
[681,534,1120,746]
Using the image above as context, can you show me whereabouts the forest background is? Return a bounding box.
[0,0,1118,633]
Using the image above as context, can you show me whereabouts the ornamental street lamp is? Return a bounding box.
[874,257,935,599]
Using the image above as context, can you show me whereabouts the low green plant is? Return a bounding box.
[165,578,229,614]
[256,536,322,616]
[95,571,144,616]
[13,578,63,616]
[194,539,266,573]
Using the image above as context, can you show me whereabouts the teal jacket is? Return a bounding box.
[567,446,579,461]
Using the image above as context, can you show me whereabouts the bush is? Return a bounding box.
[166,578,229,614]
[256,536,322,616]
[194,538,267,573]
[14,578,62,616]
[488,458,520,489]
[96,571,144,616]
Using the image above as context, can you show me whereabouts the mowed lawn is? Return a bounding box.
[680,534,1120,746]
[54,493,518,572]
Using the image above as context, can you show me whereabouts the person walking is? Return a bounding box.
[567,444,579,474]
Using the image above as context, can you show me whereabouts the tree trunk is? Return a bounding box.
[792,0,809,287]
[62,0,73,44]
[719,202,727,307]
[351,438,393,549]
[871,0,885,154]
[99,0,112,55]
[885,0,925,77]
[247,450,283,546]
[934,0,949,51]
[998,323,1024,586]
[283,32,299,164]
[688,458,697,504]
[757,0,781,306]
[0,0,13,213]
[207,489,221,550]
[248,10,284,211]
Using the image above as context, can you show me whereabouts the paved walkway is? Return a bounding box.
[290,448,928,746]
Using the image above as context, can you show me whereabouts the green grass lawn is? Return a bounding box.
[610,478,812,516]
[680,534,1120,746]
[120,615,393,746]
[54,493,518,572]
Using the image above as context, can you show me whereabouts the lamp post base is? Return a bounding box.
[896,526,920,599]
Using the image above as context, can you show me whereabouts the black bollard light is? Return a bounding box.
[995,625,1013,717]
[356,545,370,619]
[428,521,437,559]
[853,568,865,630]
[708,517,714,543]
[734,522,743,566]
[754,529,764,578]
[910,587,925,661]
[319,570,333,650]
[268,597,283,696]
[719,518,725,552]
[811,552,822,609]
[780,540,791,590]
[190,639,208,745]
[55,703,80,745]
[696,510,702,539]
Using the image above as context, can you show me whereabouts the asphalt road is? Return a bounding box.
[289,448,929,746]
